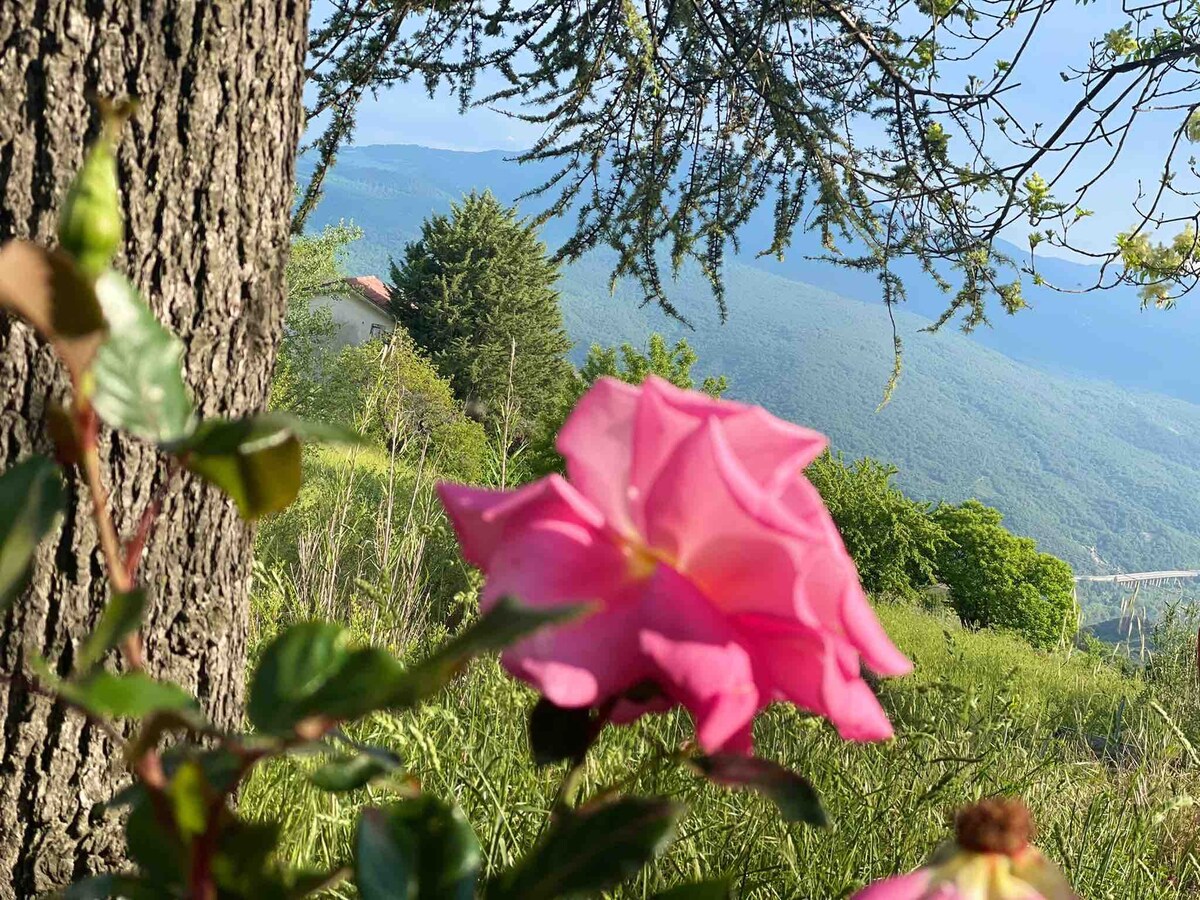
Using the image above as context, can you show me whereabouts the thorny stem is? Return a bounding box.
[63,394,319,897]
[72,400,206,884]
[77,423,131,591]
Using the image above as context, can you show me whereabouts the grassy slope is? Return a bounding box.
[244,600,1198,898]
[244,452,1200,899]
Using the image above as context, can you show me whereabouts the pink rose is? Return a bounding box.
[437,376,911,753]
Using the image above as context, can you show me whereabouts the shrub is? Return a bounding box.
[932,500,1077,649]
[806,452,947,601]
[274,308,488,483]
[335,333,489,482]
[577,333,728,398]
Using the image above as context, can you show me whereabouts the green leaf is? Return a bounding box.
[253,412,360,445]
[167,759,210,839]
[172,746,243,796]
[491,797,684,899]
[99,745,239,816]
[393,598,589,708]
[91,272,195,443]
[174,412,358,520]
[60,671,197,720]
[212,816,285,894]
[691,754,827,826]
[76,589,147,673]
[311,747,403,792]
[0,456,64,610]
[249,622,407,736]
[125,793,186,888]
[527,697,601,767]
[355,797,481,900]
[651,880,731,900]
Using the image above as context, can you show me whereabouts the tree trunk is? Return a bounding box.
[0,2,308,895]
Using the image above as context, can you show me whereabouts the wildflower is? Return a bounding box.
[438,376,911,753]
[854,798,1079,899]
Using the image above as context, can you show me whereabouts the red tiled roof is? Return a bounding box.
[344,275,393,314]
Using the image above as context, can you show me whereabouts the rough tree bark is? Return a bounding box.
[0,2,309,895]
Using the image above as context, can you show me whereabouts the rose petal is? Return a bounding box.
[638,374,749,419]
[738,613,895,742]
[481,519,649,707]
[556,377,643,535]
[852,869,953,900]
[777,473,849,544]
[642,417,804,618]
[627,377,708,533]
[638,567,759,753]
[841,585,914,678]
[504,605,648,708]
[786,536,913,679]
[643,376,827,494]
[438,476,604,568]
[716,407,828,496]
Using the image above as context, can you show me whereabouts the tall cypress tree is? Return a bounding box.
[389,191,572,429]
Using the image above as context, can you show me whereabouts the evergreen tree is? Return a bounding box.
[388,191,572,429]
[302,1,1200,320]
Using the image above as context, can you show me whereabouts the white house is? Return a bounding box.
[311,275,397,347]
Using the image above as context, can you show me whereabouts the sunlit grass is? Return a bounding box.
[241,447,1200,898]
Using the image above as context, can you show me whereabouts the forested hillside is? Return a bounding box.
[558,257,1200,582]
[300,144,1200,404]
[301,145,1200,588]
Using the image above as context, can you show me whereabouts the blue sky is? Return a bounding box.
[312,0,1192,259]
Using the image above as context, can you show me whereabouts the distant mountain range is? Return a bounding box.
[301,143,1200,405]
[299,144,1200,617]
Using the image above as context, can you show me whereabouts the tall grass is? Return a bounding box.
[242,444,1200,899]
[251,443,473,654]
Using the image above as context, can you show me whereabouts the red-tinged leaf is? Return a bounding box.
[0,240,107,380]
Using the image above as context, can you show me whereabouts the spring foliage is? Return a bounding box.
[932,500,1077,649]
[806,452,946,602]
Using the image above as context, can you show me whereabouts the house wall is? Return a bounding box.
[311,291,395,347]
